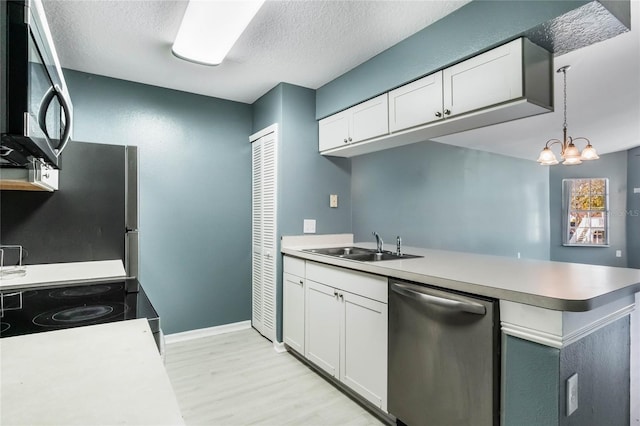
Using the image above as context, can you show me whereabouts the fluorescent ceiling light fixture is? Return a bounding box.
[172,0,265,66]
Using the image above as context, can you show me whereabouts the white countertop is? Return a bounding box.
[0,260,126,290]
[0,319,184,426]
[282,239,640,312]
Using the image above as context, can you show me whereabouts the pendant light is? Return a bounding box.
[537,65,599,166]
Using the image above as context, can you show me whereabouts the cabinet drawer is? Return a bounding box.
[306,261,387,303]
[283,256,305,277]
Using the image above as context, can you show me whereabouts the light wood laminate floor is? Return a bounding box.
[164,328,384,426]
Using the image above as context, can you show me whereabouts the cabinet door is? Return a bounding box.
[319,111,350,151]
[350,93,389,143]
[305,280,340,377]
[443,38,523,117]
[340,291,388,411]
[389,71,443,132]
[283,272,305,354]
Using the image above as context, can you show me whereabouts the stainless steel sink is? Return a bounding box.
[344,251,422,262]
[303,247,422,262]
[302,246,375,257]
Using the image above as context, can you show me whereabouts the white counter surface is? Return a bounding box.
[0,260,126,290]
[0,319,184,426]
[282,241,640,312]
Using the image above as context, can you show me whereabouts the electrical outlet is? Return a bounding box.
[303,219,316,234]
[329,194,338,208]
[634,187,640,194]
[567,373,578,416]
[616,250,622,258]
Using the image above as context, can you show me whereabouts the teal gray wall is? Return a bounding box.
[501,336,560,426]
[549,151,628,267]
[351,142,550,260]
[252,83,351,341]
[558,318,630,426]
[502,317,630,426]
[252,84,282,133]
[315,0,587,118]
[628,147,640,269]
[64,70,253,334]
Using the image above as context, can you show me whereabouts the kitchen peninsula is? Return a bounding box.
[0,319,184,426]
[281,234,640,425]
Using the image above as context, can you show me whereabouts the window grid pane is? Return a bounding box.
[563,178,609,246]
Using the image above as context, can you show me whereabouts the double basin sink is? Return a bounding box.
[303,246,422,262]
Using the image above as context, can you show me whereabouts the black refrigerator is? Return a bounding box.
[0,141,139,276]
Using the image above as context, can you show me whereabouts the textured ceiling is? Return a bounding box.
[42,0,470,104]
[41,0,639,161]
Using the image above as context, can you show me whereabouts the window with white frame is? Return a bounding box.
[562,178,609,246]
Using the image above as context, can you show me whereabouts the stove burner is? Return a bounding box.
[52,305,114,322]
[0,322,10,333]
[32,303,127,328]
[49,285,119,299]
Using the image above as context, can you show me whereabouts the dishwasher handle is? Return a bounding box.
[391,282,486,315]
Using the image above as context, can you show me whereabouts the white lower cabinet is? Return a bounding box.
[305,280,341,375]
[304,262,388,412]
[339,290,387,409]
[283,257,306,354]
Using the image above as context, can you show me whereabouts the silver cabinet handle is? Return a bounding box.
[343,138,348,143]
[391,282,486,315]
[339,293,344,301]
[444,109,451,116]
[435,111,442,118]
[348,137,352,142]
[299,280,303,285]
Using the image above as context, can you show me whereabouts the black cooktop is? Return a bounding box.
[0,278,159,338]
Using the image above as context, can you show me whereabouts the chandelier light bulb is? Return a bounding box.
[537,147,559,165]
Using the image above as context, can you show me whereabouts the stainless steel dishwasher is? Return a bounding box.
[388,280,499,426]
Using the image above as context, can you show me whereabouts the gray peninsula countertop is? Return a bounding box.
[282,240,640,312]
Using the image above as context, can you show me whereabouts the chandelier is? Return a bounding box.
[537,65,599,166]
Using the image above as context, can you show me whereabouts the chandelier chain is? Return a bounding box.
[562,68,568,130]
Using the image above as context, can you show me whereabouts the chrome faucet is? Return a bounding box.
[372,232,383,253]
[396,236,402,256]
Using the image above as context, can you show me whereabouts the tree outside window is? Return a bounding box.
[562,178,609,246]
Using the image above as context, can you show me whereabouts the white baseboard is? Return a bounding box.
[164,320,252,345]
[273,341,287,353]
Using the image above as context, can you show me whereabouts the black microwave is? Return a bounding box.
[1,0,73,169]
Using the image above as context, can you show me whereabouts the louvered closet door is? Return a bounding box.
[251,142,263,333]
[251,131,277,342]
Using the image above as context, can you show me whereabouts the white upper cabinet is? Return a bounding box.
[443,39,522,118]
[389,71,443,132]
[320,37,552,157]
[350,94,389,142]
[318,111,350,151]
[319,93,389,151]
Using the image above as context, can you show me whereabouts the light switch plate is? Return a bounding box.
[303,219,316,234]
[634,188,640,194]
[567,373,578,416]
[616,250,622,258]
[330,194,338,208]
